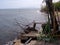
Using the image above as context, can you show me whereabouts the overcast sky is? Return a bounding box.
[0,0,59,9]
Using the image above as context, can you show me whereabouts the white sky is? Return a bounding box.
[0,0,59,9]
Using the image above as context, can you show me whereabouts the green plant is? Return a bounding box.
[41,1,60,12]
[54,2,60,11]
[37,23,57,43]
[37,32,57,43]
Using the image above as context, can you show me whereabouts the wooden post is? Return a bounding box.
[33,22,36,29]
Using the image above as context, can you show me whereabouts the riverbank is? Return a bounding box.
[5,36,60,45]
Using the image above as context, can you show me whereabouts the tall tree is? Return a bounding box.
[45,0,58,33]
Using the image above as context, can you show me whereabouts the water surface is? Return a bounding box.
[0,9,47,45]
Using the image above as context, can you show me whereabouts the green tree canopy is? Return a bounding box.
[41,1,60,12]
[54,2,60,11]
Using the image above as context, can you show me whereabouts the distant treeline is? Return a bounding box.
[41,1,60,12]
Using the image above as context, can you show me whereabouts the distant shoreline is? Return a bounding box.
[0,8,40,10]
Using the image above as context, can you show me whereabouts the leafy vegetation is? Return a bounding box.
[41,1,60,12]
[54,2,60,11]
[37,23,57,43]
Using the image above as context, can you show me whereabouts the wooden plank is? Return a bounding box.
[21,32,39,38]
[24,38,32,45]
